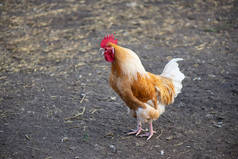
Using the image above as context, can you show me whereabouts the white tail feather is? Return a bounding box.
[161,58,185,96]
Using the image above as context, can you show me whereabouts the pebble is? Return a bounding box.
[61,137,69,142]
[193,77,201,81]
[166,136,173,140]
[208,74,216,78]
[69,146,77,151]
[205,114,213,119]
[109,145,117,153]
[160,150,164,155]
[126,2,137,8]
[110,96,116,101]
[213,121,223,128]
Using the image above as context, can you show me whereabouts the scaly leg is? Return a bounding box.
[127,120,144,136]
[140,120,156,140]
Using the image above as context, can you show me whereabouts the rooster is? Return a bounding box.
[100,34,185,140]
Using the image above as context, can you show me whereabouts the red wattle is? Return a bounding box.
[104,52,114,62]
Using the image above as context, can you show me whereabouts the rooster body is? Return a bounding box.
[100,35,185,140]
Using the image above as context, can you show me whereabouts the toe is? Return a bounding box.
[127,130,137,135]
[128,127,143,136]
[139,132,149,137]
[139,131,155,140]
[146,134,153,140]
[135,128,142,136]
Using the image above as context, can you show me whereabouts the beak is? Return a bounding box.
[99,48,104,55]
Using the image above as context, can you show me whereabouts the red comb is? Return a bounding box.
[100,34,118,48]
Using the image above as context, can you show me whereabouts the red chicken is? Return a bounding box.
[100,34,185,140]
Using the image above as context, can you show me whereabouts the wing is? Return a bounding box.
[109,73,146,111]
[131,73,158,109]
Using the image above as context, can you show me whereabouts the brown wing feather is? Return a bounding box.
[131,72,175,108]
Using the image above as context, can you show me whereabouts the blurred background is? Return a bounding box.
[0,0,238,159]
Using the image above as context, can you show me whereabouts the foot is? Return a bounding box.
[139,130,156,140]
[139,120,155,140]
[127,127,144,136]
[127,121,143,136]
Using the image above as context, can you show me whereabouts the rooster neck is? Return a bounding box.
[109,45,147,81]
[111,61,123,77]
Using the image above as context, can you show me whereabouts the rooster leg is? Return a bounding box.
[127,120,143,136]
[139,120,156,140]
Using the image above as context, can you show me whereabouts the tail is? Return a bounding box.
[160,58,185,97]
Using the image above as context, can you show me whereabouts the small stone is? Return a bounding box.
[214,124,222,128]
[80,93,86,97]
[110,96,116,101]
[208,74,216,78]
[69,146,77,150]
[27,111,35,114]
[166,136,173,140]
[161,150,164,155]
[213,121,223,128]
[126,2,137,8]
[109,145,117,153]
[217,121,223,125]
[205,114,213,119]
[193,77,201,81]
[61,137,69,142]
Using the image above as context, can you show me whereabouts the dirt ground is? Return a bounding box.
[0,0,238,159]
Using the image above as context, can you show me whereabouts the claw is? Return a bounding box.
[147,132,155,140]
[127,127,143,136]
[139,130,156,140]
[127,121,143,136]
[139,120,156,140]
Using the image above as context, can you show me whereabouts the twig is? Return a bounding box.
[90,108,98,114]
[174,142,184,146]
[156,129,163,139]
[68,126,80,129]
[64,107,85,120]
[80,94,86,103]
[26,146,41,151]
[162,115,174,124]
[25,134,31,141]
